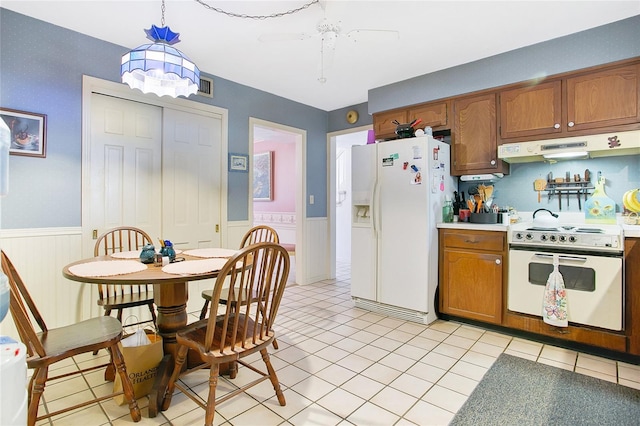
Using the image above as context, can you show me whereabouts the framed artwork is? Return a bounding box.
[253,151,273,201]
[228,153,248,172]
[1,108,47,158]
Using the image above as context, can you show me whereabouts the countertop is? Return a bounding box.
[437,222,509,232]
[622,224,640,238]
[438,214,640,238]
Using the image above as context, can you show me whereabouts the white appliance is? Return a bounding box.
[350,136,454,324]
[497,130,640,163]
[507,221,624,331]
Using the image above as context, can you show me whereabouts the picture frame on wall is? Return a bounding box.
[0,108,47,158]
[253,151,273,201]
[228,153,249,172]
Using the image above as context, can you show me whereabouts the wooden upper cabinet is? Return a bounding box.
[452,93,505,175]
[373,109,407,140]
[408,101,450,129]
[566,64,640,132]
[499,80,562,139]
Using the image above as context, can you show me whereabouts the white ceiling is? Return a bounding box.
[2,1,639,111]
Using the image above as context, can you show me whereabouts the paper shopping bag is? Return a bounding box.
[113,329,163,405]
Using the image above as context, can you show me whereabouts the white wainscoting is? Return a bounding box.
[304,217,328,285]
[253,212,296,245]
[0,227,89,339]
[225,221,251,250]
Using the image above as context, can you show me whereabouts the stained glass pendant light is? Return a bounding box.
[121,0,200,98]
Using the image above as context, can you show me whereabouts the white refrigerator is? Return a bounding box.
[350,136,454,324]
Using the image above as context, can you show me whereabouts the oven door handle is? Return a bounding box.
[533,253,588,263]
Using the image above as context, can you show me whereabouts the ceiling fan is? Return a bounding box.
[259,17,399,83]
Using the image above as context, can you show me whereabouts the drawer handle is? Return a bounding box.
[464,239,479,244]
[495,259,501,265]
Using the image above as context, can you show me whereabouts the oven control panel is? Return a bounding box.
[510,230,622,251]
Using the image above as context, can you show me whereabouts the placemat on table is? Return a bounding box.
[162,258,229,275]
[182,248,238,258]
[68,260,147,277]
[110,250,142,259]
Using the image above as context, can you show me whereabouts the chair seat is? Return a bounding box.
[31,316,123,368]
[97,292,154,310]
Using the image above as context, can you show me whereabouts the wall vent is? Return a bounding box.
[198,77,214,98]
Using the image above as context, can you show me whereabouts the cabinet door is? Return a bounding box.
[373,109,408,140]
[408,101,450,130]
[500,81,562,139]
[566,64,640,132]
[626,238,640,355]
[441,248,503,324]
[452,93,499,174]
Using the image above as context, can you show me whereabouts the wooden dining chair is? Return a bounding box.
[161,242,290,426]
[94,226,157,329]
[199,225,280,320]
[1,250,141,426]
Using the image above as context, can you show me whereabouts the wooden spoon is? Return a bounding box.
[484,185,494,201]
[534,178,546,203]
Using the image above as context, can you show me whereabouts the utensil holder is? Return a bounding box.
[469,213,499,224]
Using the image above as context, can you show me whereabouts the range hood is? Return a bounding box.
[497,130,640,163]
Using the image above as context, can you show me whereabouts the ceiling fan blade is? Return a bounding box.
[258,33,312,42]
[346,29,399,43]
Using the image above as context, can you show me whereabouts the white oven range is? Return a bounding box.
[507,222,623,331]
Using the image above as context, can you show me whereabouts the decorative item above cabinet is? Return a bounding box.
[373,100,450,141]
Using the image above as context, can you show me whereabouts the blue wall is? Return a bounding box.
[368,15,640,114]
[0,8,329,228]
[367,14,640,215]
[458,156,640,216]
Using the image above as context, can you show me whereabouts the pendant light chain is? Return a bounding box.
[193,0,319,20]
[161,0,166,27]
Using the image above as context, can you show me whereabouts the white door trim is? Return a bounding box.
[81,75,229,256]
[327,125,372,279]
[249,118,306,284]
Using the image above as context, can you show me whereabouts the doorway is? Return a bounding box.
[249,118,306,284]
[328,126,371,279]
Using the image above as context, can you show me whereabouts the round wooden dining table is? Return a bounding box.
[62,251,233,417]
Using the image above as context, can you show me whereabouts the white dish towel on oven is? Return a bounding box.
[542,255,568,327]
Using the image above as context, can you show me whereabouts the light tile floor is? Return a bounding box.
[35,261,640,425]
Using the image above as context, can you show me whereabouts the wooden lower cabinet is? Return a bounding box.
[626,237,640,355]
[439,229,504,324]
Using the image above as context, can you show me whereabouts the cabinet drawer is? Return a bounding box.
[443,230,504,251]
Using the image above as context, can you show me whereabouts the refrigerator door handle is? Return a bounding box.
[372,178,380,238]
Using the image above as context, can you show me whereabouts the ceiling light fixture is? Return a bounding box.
[121,0,200,98]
